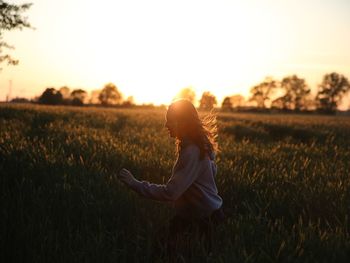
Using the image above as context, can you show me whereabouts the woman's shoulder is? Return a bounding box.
[173,143,200,170]
[180,142,200,156]
[179,137,216,162]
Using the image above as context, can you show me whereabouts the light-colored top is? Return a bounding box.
[129,138,223,219]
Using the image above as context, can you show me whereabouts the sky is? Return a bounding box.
[1,0,350,108]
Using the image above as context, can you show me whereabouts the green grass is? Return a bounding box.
[1,103,350,262]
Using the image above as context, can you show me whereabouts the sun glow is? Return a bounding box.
[1,0,349,107]
[80,0,285,105]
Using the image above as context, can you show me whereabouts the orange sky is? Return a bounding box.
[1,0,349,108]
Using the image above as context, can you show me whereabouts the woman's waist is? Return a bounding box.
[174,200,222,219]
[177,185,223,206]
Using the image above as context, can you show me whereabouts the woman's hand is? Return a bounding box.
[117,168,137,187]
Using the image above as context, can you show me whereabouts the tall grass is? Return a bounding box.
[0,104,349,262]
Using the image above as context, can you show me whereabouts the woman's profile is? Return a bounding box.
[116,98,225,260]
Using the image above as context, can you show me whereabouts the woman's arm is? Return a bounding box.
[118,145,201,202]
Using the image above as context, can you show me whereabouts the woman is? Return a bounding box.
[117,99,225,260]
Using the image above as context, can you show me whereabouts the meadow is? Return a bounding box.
[0,103,349,262]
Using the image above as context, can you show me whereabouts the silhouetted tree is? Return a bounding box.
[249,77,277,109]
[275,75,310,111]
[316,72,350,114]
[0,1,33,70]
[10,97,29,103]
[58,86,71,105]
[122,96,135,107]
[175,87,196,103]
[59,86,70,99]
[199,91,217,110]
[231,94,245,108]
[303,98,316,111]
[221,96,233,111]
[89,89,101,104]
[70,89,87,106]
[38,88,63,105]
[271,97,284,110]
[98,83,122,106]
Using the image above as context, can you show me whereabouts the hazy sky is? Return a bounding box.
[1,0,350,107]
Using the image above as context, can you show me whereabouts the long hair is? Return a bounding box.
[167,99,219,160]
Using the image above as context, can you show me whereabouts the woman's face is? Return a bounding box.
[165,110,179,138]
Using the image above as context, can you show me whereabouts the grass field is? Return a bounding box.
[1,103,350,262]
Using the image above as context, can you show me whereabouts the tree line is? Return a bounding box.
[31,83,135,107]
[170,72,350,114]
[9,71,350,114]
[242,73,350,114]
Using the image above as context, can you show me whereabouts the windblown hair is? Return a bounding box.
[167,99,219,160]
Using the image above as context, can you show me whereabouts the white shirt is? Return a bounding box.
[129,138,223,219]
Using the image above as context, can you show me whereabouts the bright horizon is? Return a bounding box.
[1,0,350,108]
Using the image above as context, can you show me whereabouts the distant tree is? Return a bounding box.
[0,1,33,70]
[89,89,101,104]
[58,86,71,105]
[221,96,233,111]
[249,77,277,109]
[221,94,245,111]
[98,83,122,106]
[38,88,63,105]
[122,96,135,107]
[70,89,87,106]
[303,98,316,111]
[59,86,70,99]
[271,97,285,110]
[10,97,29,103]
[275,75,310,111]
[199,91,217,110]
[231,94,245,108]
[272,96,315,112]
[175,87,196,104]
[316,72,350,114]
